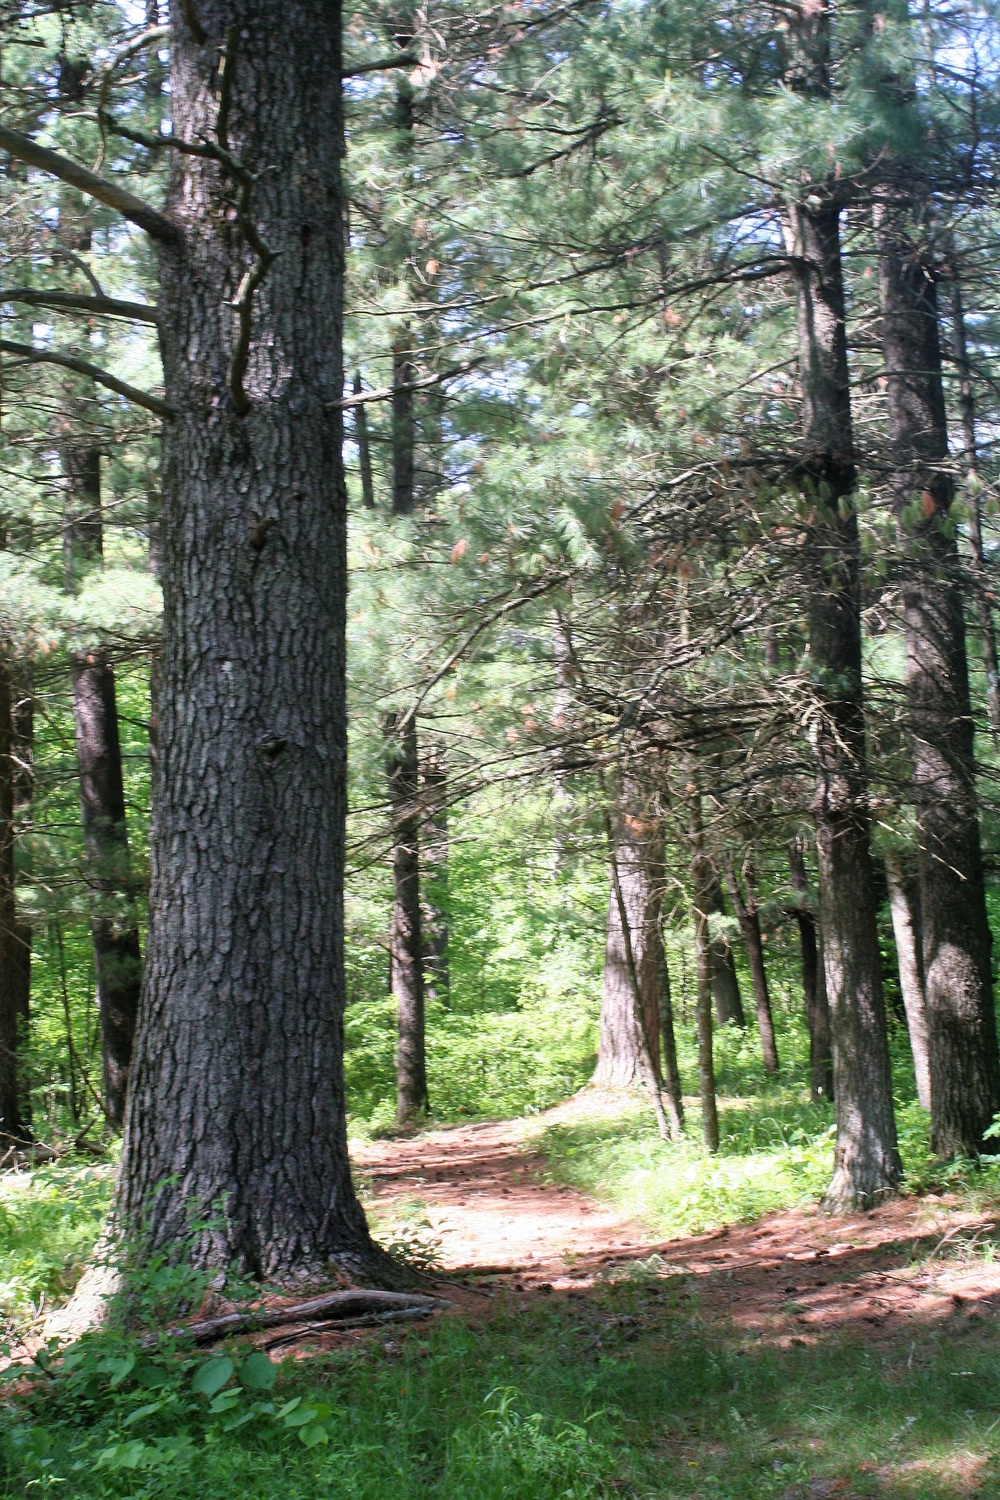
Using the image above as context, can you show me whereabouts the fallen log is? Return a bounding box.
[159,1289,445,1346]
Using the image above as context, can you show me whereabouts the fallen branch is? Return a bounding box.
[259,1304,434,1349]
[159,1288,444,1345]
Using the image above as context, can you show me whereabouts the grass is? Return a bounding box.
[3,1273,1000,1497]
[0,1164,114,1330]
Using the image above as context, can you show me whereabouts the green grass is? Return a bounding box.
[0,1164,114,1329]
[3,1276,1000,1497]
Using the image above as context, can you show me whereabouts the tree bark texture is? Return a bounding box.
[64,441,143,1129]
[786,192,901,1209]
[383,710,428,1123]
[687,795,745,1028]
[726,865,779,1075]
[876,201,1000,1158]
[118,0,374,1278]
[657,947,684,1133]
[0,657,28,1142]
[595,804,663,1089]
[947,269,1000,738]
[788,841,833,1104]
[884,853,931,1111]
[420,738,449,1004]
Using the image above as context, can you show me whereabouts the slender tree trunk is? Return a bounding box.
[353,371,376,509]
[788,841,833,1104]
[118,0,375,1277]
[658,946,684,1133]
[783,114,900,1205]
[947,268,1000,737]
[687,794,745,1028]
[876,199,1000,1158]
[389,43,417,517]
[420,738,449,1005]
[0,656,28,1142]
[884,853,932,1111]
[11,680,32,1124]
[63,441,143,1129]
[726,865,779,1076]
[384,710,428,1123]
[688,801,720,1152]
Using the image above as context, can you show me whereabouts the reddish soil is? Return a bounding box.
[353,1103,1000,1346]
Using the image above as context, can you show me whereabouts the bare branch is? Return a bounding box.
[0,287,158,323]
[342,51,418,78]
[334,357,486,408]
[0,338,173,418]
[0,124,181,245]
[95,24,170,169]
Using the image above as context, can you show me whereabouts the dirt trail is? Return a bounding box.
[355,1095,1000,1342]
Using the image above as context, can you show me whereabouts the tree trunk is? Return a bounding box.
[688,801,720,1152]
[595,803,663,1088]
[788,841,833,1104]
[420,738,449,1004]
[353,371,376,509]
[687,795,745,1028]
[63,441,143,1129]
[118,0,375,1278]
[884,853,932,1112]
[876,199,1000,1158]
[384,710,428,1123]
[784,108,900,1204]
[726,865,779,1076]
[658,946,684,1133]
[947,268,1000,738]
[0,656,28,1142]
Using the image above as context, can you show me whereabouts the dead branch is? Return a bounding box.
[157,1289,444,1345]
[0,339,173,417]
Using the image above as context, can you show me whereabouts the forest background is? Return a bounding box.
[3,0,1000,1495]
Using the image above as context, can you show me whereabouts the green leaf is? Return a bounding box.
[191,1355,234,1397]
[208,1388,242,1413]
[122,1399,167,1427]
[298,1422,330,1448]
[238,1351,277,1390]
[108,1351,137,1388]
[276,1397,303,1420]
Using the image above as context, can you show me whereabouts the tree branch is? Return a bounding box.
[334,357,485,408]
[0,124,181,245]
[0,287,158,323]
[0,339,173,417]
[342,51,418,78]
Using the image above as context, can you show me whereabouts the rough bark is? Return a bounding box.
[726,865,779,1076]
[117,0,375,1278]
[947,268,1000,738]
[884,852,932,1111]
[63,442,143,1129]
[595,804,663,1089]
[657,947,684,1133]
[0,657,28,1142]
[788,841,833,1104]
[384,710,428,1123]
[688,795,745,1028]
[782,34,901,1202]
[876,200,1000,1158]
[420,738,449,1004]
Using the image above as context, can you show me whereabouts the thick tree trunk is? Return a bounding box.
[788,841,833,1104]
[947,269,1000,738]
[595,804,663,1089]
[384,710,428,1123]
[118,0,375,1278]
[876,200,1000,1158]
[420,738,449,1005]
[884,853,931,1111]
[726,865,779,1076]
[0,657,28,1142]
[63,441,143,1128]
[785,159,900,1206]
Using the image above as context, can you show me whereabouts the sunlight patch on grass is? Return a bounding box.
[0,1163,113,1329]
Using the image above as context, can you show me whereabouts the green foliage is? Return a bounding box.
[0,1165,112,1328]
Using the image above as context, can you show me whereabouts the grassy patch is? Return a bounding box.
[0,1164,113,1330]
[3,1279,999,1497]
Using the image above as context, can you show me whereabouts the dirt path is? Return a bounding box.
[354,1097,1000,1343]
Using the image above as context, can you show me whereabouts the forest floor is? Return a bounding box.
[355,1090,1000,1348]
